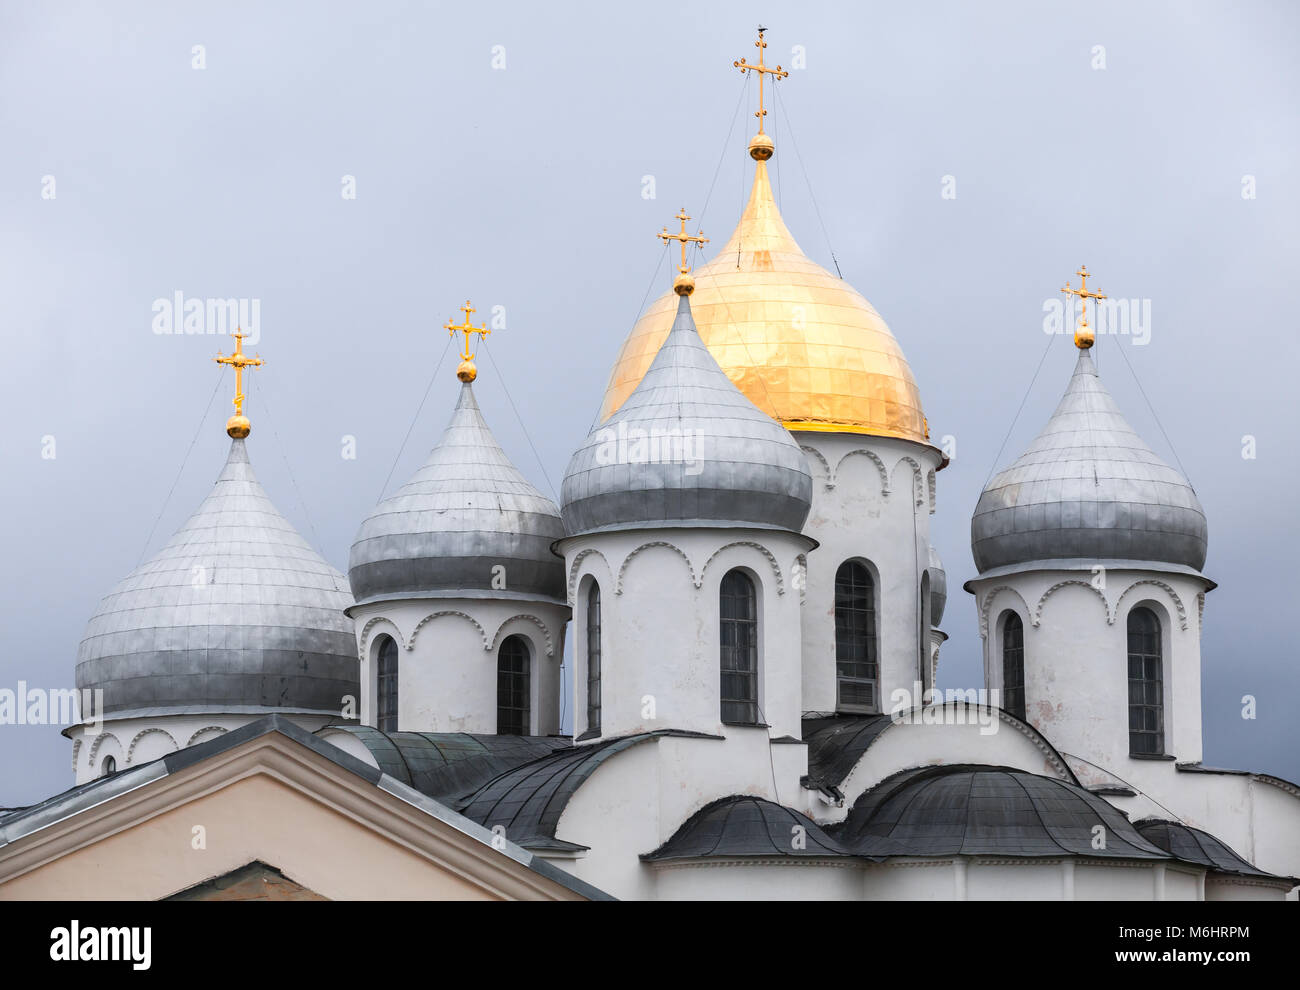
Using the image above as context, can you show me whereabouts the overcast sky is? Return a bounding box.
[1,0,1296,804]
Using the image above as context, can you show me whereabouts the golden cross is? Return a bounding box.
[213,330,263,419]
[444,300,490,362]
[734,26,788,135]
[1060,265,1107,348]
[659,208,708,277]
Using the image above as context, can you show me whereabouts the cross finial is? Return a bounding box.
[1060,265,1107,349]
[659,208,708,296]
[214,330,264,438]
[444,299,491,382]
[734,25,788,160]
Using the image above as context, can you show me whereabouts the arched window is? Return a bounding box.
[1001,612,1025,720]
[835,561,878,712]
[1128,607,1164,755]
[586,581,602,734]
[497,635,531,735]
[100,755,116,777]
[376,634,399,733]
[720,570,759,724]
[919,571,932,693]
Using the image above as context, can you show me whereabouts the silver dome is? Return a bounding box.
[562,293,813,536]
[927,546,947,625]
[76,439,358,717]
[349,383,565,605]
[972,349,1207,574]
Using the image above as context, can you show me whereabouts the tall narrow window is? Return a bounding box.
[835,561,878,712]
[497,635,531,735]
[1001,612,1025,720]
[1128,607,1164,755]
[720,570,759,724]
[376,634,399,733]
[586,581,602,734]
[101,755,116,777]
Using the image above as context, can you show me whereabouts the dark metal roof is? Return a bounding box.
[641,795,856,862]
[801,713,893,793]
[455,729,718,849]
[1134,819,1297,885]
[832,764,1169,860]
[320,725,571,803]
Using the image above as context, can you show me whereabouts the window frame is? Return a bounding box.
[1000,610,1026,721]
[497,634,532,736]
[376,634,399,733]
[1127,606,1165,756]
[585,580,602,735]
[834,559,880,714]
[719,568,760,726]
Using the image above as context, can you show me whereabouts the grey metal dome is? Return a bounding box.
[972,349,1207,574]
[562,293,813,536]
[349,383,565,605]
[927,546,947,625]
[76,439,359,717]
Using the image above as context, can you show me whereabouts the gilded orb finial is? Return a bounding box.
[1061,265,1106,350]
[734,26,788,158]
[214,330,264,438]
[659,208,708,295]
[444,300,490,382]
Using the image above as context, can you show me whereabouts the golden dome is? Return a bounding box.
[599,158,928,441]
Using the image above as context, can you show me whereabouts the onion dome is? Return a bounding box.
[562,292,813,536]
[599,151,928,442]
[76,439,358,717]
[834,765,1169,860]
[927,546,947,625]
[349,383,565,605]
[972,348,1207,574]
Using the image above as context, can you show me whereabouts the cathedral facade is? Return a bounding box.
[2,31,1297,902]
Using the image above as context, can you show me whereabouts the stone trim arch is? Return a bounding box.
[359,615,407,658]
[926,469,937,514]
[1197,592,1205,630]
[893,455,925,505]
[794,553,809,603]
[616,540,696,595]
[70,738,81,774]
[978,585,1031,639]
[1111,579,1189,631]
[800,445,834,490]
[1033,580,1109,628]
[699,541,785,595]
[87,730,118,769]
[834,448,890,496]
[490,614,555,658]
[126,726,178,765]
[408,610,490,651]
[186,725,229,747]
[567,547,611,603]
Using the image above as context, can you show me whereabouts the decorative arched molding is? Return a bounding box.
[794,553,809,604]
[978,585,1031,640]
[186,725,229,747]
[834,448,890,497]
[926,470,937,515]
[567,547,611,603]
[408,610,490,651]
[800,445,835,490]
[126,726,178,765]
[995,710,1073,781]
[490,614,555,658]
[699,540,785,595]
[893,455,925,506]
[1111,579,1189,631]
[70,738,81,773]
[616,540,696,595]
[1197,592,1206,631]
[359,615,407,658]
[87,730,118,768]
[1033,580,1109,628]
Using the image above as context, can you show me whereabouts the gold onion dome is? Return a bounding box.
[600,154,927,441]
